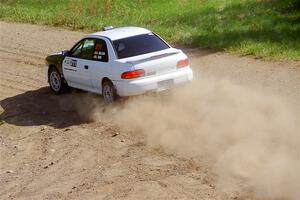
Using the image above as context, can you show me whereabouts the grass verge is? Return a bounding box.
[0,0,299,60]
[0,119,6,126]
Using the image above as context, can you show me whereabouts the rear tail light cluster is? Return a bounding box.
[177,58,189,68]
[121,58,189,79]
[121,69,145,79]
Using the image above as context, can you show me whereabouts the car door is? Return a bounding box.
[88,38,111,92]
[63,40,83,87]
[63,38,95,90]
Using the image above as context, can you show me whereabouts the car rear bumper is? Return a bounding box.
[113,67,193,96]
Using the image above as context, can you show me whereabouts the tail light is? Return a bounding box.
[121,69,145,79]
[177,58,189,68]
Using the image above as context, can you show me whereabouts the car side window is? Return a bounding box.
[71,41,84,57]
[70,39,94,60]
[93,39,109,62]
[79,39,95,60]
[70,38,109,62]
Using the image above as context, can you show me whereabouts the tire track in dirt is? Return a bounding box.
[1,76,38,89]
[0,54,43,67]
[0,70,44,84]
[0,45,45,57]
[0,48,44,60]
[0,70,43,96]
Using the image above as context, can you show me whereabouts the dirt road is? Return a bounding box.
[0,21,299,200]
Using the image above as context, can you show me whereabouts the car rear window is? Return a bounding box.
[113,33,170,59]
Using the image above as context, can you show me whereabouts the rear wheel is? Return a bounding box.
[102,80,117,103]
[48,67,67,94]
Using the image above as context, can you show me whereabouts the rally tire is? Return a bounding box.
[48,67,67,95]
[102,80,117,103]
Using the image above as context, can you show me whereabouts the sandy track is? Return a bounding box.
[0,21,299,200]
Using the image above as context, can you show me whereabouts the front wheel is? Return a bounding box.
[102,80,117,103]
[48,67,67,94]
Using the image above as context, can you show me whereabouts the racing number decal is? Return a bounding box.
[64,58,77,71]
[93,42,106,60]
[64,58,77,68]
[70,59,77,67]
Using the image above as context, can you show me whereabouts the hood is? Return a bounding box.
[46,52,65,63]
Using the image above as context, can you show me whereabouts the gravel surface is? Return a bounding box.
[0,21,299,200]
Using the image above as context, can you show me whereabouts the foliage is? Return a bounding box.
[1,0,299,60]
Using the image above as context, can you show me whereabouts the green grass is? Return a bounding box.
[0,119,5,126]
[0,0,299,60]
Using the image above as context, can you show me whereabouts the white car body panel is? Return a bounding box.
[88,27,151,41]
[57,27,193,97]
[114,67,193,96]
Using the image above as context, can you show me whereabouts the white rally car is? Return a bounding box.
[45,26,193,102]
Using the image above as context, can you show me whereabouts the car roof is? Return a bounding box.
[87,27,151,41]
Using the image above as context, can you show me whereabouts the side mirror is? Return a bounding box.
[62,50,70,56]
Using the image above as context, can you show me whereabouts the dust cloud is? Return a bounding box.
[87,75,300,199]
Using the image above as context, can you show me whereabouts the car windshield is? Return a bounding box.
[113,33,170,59]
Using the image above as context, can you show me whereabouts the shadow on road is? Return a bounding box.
[0,87,106,128]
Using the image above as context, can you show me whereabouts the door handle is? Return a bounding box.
[84,65,89,69]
